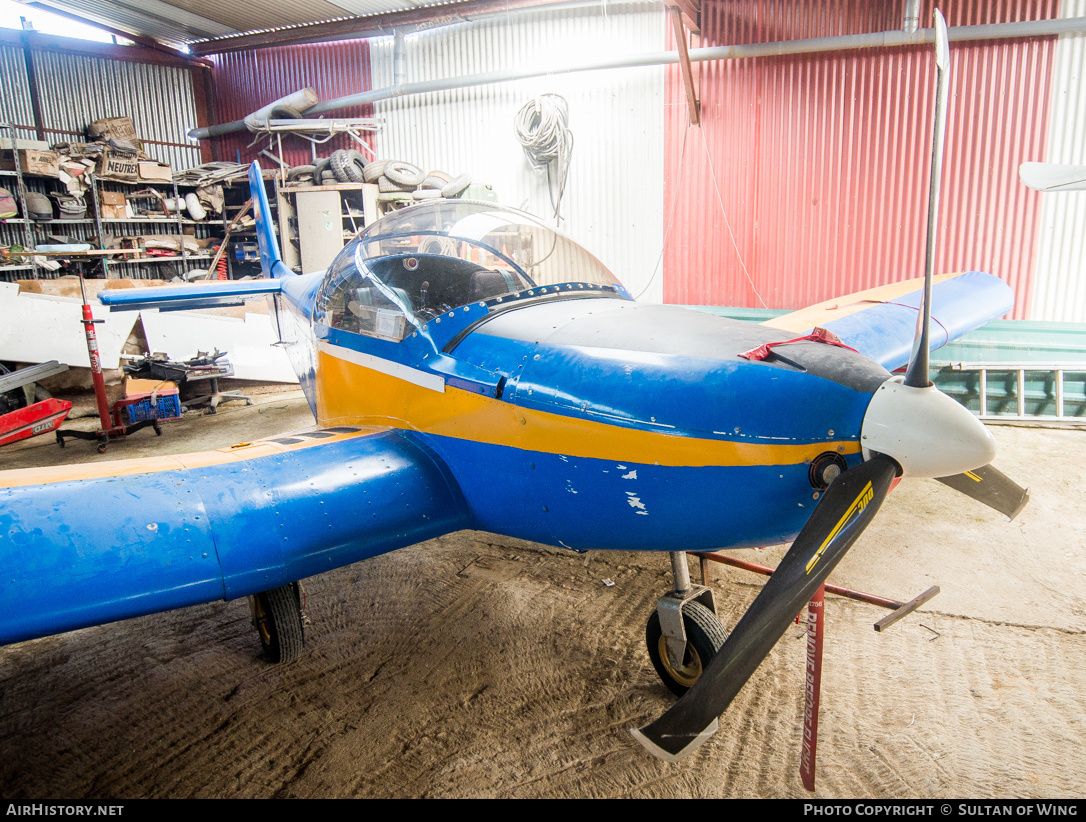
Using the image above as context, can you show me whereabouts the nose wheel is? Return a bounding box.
[646,552,729,695]
[646,600,728,696]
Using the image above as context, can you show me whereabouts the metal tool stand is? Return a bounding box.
[184,368,253,415]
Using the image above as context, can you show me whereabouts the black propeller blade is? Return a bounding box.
[632,454,899,761]
[904,9,951,390]
[937,464,1030,521]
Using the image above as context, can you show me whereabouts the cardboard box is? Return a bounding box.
[0,149,60,177]
[138,161,172,183]
[124,377,177,397]
[98,190,129,220]
[87,116,138,142]
[96,149,139,182]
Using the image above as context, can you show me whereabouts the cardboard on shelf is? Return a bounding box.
[96,149,139,182]
[98,190,130,220]
[87,116,139,143]
[1,136,49,152]
[138,161,172,183]
[0,149,60,177]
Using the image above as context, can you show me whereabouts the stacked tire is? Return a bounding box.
[286,152,473,202]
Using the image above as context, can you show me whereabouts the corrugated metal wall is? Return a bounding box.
[1,39,206,282]
[1,39,202,171]
[368,2,667,301]
[0,44,37,142]
[663,0,1058,320]
[30,50,202,171]
[5,1,1078,317]
[207,39,376,168]
[1030,0,1086,322]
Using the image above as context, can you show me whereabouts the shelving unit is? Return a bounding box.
[0,123,42,279]
[1,123,226,283]
[92,174,220,280]
[275,179,379,274]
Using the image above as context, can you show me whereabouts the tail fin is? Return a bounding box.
[249,161,292,279]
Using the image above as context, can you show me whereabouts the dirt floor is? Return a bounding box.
[0,394,1083,799]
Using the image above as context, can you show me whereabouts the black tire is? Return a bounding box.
[249,583,304,663]
[330,149,366,183]
[286,164,315,182]
[311,157,331,185]
[646,600,728,697]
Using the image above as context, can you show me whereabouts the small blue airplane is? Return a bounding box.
[0,12,1028,764]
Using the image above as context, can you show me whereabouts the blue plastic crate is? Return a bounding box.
[124,392,182,424]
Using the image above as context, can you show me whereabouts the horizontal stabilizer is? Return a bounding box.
[1019,162,1086,192]
[98,279,282,312]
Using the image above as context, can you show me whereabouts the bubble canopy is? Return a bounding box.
[314,201,624,342]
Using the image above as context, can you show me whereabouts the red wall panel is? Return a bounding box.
[207,38,375,169]
[664,0,1057,319]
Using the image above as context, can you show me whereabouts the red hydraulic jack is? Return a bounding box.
[692,550,939,792]
[56,276,162,453]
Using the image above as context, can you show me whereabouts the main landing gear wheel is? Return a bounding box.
[646,601,729,697]
[248,582,304,663]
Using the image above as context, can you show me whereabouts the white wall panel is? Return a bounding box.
[1030,0,1086,322]
[369,2,667,302]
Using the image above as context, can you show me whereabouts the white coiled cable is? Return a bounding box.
[514,94,573,220]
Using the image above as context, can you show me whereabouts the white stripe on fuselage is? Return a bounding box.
[317,340,446,393]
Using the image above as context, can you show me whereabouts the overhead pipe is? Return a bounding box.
[903,0,921,34]
[196,88,318,138]
[392,28,407,93]
[243,88,319,131]
[188,16,1086,140]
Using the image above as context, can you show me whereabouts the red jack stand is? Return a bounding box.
[694,550,940,791]
[55,276,162,453]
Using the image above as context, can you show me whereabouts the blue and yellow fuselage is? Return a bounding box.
[297,276,890,553]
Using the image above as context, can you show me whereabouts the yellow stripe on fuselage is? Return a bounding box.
[316,348,861,468]
[0,427,384,489]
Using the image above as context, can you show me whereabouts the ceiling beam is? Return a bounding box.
[669,0,700,34]
[23,1,206,63]
[188,0,576,56]
[0,26,210,68]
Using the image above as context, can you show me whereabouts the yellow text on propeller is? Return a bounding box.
[805,481,875,575]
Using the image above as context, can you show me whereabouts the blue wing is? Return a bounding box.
[764,271,1014,371]
[0,428,468,646]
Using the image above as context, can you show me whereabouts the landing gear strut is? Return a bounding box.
[646,552,728,695]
